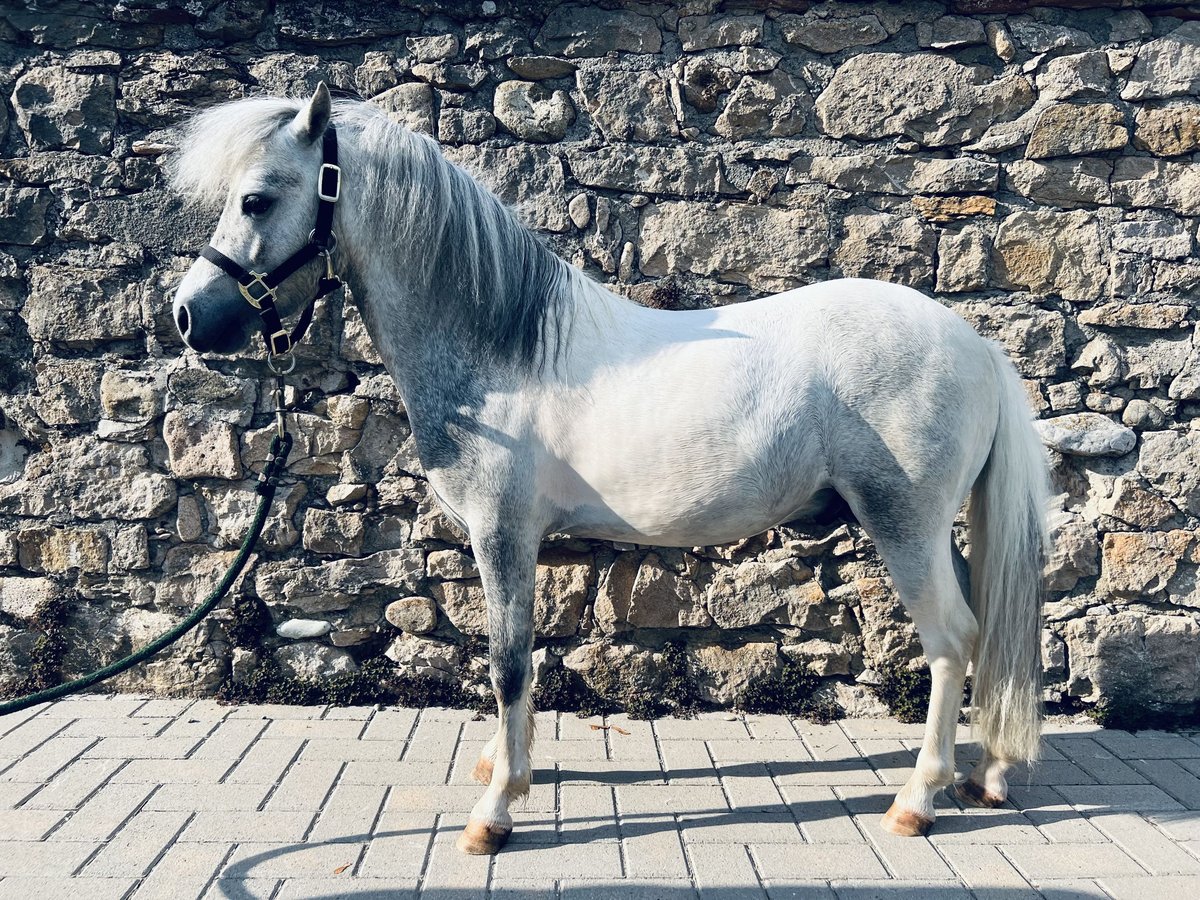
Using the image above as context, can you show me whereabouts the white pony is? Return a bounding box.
[170,85,1048,854]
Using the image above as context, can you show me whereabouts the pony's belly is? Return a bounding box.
[549,474,820,548]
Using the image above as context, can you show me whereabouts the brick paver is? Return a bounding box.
[0,698,1198,897]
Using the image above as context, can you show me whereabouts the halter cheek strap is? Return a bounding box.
[200,125,344,359]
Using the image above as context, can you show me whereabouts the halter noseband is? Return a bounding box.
[199,125,344,361]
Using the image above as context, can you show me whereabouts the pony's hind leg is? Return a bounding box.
[875,534,979,837]
[457,525,538,855]
[957,749,1010,808]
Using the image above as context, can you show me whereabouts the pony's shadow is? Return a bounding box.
[210,753,1159,899]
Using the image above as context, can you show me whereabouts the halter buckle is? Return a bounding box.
[238,272,275,310]
[318,163,341,202]
[267,328,292,357]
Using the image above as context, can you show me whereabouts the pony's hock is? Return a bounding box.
[168,84,1049,853]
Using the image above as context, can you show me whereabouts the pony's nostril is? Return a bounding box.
[175,304,190,337]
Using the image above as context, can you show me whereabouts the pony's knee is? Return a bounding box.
[490,647,530,707]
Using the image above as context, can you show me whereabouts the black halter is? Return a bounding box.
[200,125,344,360]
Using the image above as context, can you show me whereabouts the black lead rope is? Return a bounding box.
[0,128,347,717]
[201,125,344,359]
[0,422,294,717]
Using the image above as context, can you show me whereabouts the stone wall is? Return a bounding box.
[2,1,1200,720]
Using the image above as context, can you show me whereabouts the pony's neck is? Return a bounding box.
[331,118,627,398]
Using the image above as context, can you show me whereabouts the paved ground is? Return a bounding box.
[1,698,1199,898]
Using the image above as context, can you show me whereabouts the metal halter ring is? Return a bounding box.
[267,350,297,375]
[308,230,337,253]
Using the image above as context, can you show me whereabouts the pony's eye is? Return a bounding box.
[241,193,273,216]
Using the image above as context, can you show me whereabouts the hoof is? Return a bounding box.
[955,779,1006,808]
[471,754,494,786]
[881,802,933,837]
[456,818,511,855]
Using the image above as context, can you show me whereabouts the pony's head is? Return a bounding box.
[168,84,335,354]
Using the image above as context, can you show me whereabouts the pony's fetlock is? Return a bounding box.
[957,753,1011,807]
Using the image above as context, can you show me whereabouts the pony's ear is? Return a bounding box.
[291,82,332,145]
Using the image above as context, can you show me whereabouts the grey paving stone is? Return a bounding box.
[1148,809,1200,841]
[200,877,279,898]
[37,697,146,719]
[688,842,765,899]
[1126,758,1200,809]
[82,809,190,877]
[1093,731,1200,761]
[10,699,1200,899]
[21,757,123,809]
[132,698,199,719]
[275,877,419,899]
[1034,879,1109,899]
[163,715,247,745]
[225,703,326,720]
[721,762,787,811]
[60,717,165,738]
[0,716,67,759]
[623,824,691,879]
[0,780,38,809]
[0,806,67,839]
[1089,812,1200,875]
[0,839,98,876]
[753,843,889,881]
[0,876,136,899]
[130,840,232,899]
[854,815,958,881]
[558,783,617,843]
[852,740,916,787]
[264,719,367,740]
[936,844,1035,893]
[763,881,838,899]
[114,757,233,785]
[494,839,625,881]
[182,809,316,843]
[679,810,804,845]
[782,786,865,844]
[560,881,697,899]
[307,782,387,843]
[222,842,366,879]
[321,705,376,721]
[263,758,341,811]
[145,781,272,812]
[1,735,94,783]
[838,720,931,741]
[83,736,203,760]
[1101,874,1200,899]
[48,780,155,842]
[658,736,720,785]
[1056,783,1184,812]
[617,784,728,815]
[655,715,750,742]
[357,812,435,877]
[359,708,419,742]
[746,716,799,741]
[1002,842,1145,879]
[224,737,303,783]
[301,737,407,761]
[830,880,972,899]
[1048,738,1149,785]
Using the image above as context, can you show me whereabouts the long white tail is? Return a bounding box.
[967,343,1049,763]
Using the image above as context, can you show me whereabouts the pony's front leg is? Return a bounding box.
[457,524,538,855]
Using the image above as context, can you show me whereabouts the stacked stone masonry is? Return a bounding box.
[1,0,1199,719]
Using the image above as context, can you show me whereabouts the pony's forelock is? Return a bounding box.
[166,96,304,210]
